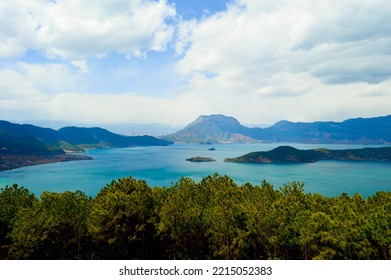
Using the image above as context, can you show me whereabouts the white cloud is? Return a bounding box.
[0,69,43,100]
[295,0,391,50]
[0,68,50,121]
[70,60,89,74]
[0,0,176,60]
[177,0,391,81]
[0,64,390,127]
[174,0,391,123]
[0,63,206,125]
[0,1,39,58]
[16,62,80,94]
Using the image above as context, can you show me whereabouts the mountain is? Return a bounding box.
[0,121,64,155]
[0,120,173,155]
[0,120,173,171]
[224,146,391,163]
[257,115,391,144]
[163,114,257,143]
[56,126,172,149]
[163,114,391,144]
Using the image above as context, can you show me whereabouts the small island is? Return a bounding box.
[224,146,391,163]
[186,156,216,162]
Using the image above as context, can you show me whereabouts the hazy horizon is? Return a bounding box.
[4,114,267,136]
[3,111,388,137]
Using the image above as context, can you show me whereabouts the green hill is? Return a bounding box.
[0,120,173,155]
[0,120,173,171]
[224,146,391,163]
[57,126,172,149]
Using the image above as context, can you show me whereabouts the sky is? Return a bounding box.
[1,0,391,129]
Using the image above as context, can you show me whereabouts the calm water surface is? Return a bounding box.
[1,143,390,197]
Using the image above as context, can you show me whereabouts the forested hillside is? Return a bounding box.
[225,146,391,163]
[1,174,389,260]
[0,120,173,171]
[0,120,173,154]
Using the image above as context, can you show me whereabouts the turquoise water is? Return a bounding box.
[0,143,390,197]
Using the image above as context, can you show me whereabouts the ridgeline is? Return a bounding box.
[163,114,391,144]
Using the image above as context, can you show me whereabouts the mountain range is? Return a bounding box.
[0,120,173,156]
[163,114,391,144]
[2,113,391,155]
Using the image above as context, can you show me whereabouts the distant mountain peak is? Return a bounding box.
[187,114,241,128]
[163,114,256,143]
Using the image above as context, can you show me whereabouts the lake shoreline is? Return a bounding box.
[1,143,390,198]
[0,154,93,172]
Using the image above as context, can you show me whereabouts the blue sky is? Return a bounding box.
[1,0,391,129]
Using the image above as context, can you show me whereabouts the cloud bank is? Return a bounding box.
[0,0,390,126]
[175,0,391,123]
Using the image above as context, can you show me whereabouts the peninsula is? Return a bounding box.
[0,120,173,171]
[224,146,391,163]
[0,153,93,171]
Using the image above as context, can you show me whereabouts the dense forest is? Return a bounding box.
[0,174,390,260]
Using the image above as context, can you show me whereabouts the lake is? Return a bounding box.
[0,143,390,197]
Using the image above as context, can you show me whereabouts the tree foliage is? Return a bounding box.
[0,184,37,259]
[89,177,158,259]
[0,174,390,260]
[8,191,90,259]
